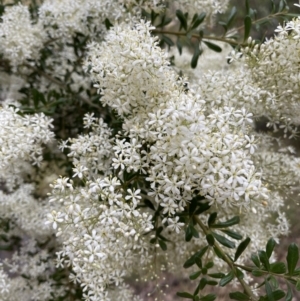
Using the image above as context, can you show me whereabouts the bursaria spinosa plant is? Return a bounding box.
[1,0,300,301]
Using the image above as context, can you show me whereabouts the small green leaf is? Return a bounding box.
[189,270,202,280]
[176,10,188,31]
[251,253,260,267]
[229,291,250,301]
[162,35,174,47]
[210,216,240,229]
[203,41,222,53]
[245,0,250,14]
[285,284,292,301]
[206,280,218,286]
[206,234,214,246]
[195,202,211,214]
[198,277,207,290]
[220,229,243,240]
[191,12,206,30]
[208,212,218,227]
[252,269,264,277]
[177,291,194,299]
[212,232,235,249]
[207,273,225,279]
[286,243,299,276]
[158,239,167,251]
[177,38,183,55]
[270,262,286,274]
[205,262,214,269]
[183,256,195,269]
[200,294,216,301]
[234,237,251,262]
[259,250,270,271]
[213,246,224,259]
[266,238,276,259]
[296,280,300,291]
[191,45,202,69]
[272,290,285,301]
[219,270,235,287]
[265,280,274,301]
[185,224,193,242]
[244,15,252,42]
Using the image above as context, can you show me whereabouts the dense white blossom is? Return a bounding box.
[0,4,45,68]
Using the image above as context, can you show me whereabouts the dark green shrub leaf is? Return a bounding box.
[272,290,285,300]
[206,234,214,246]
[285,285,292,301]
[270,262,286,274]
[177,291,194,299]
[207,273,225,278]
[229,291,250,300]
[191,12,206,29]
[252,269,264,277]
[191,46,202,69]
[205,261,214,269]
[234,237,251,261]
[183,256,195,269]
[296,280,300,291]
[203,41,222,53]
[244,15,252,42]
[189,270,202,280]
[221,229,243,240]
[251,253,260,267]
[210,216,240,229]
[265,280,274,301]
[212,232,235,249]
[200,294,216,301]
[198,277,207,290]
[266,238,276,258]
[206,280,218,286]
[226,6,237,29]
[208,212,218,227]
[195,202,211,214]
[219,270,235,287]
[158,239,167,251]
[176,10,187,30]
[185,224,193,242]
[286,243,299,276]
[259,250,270,271]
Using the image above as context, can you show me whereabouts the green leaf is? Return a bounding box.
[183,256,196,269]
[176,10,188,31]
[285,285,292,301]
[245,0,250,15]
[177,38,183,55]
[266,238,276,259]
[191,45,202,69]
[219,270,235,287]
[207,273,225,279]
[191,13,206,30]
[220,229,243,240]
[208,212,218,227]
[206,280,218,286]
[203,41,222,53]
[265,280,274,301]
[206,234,214,246]
[198,277,207,290]
[177,292,194,299]
[162,35,174,47]
[259,250,270,271]
[234,237,251,262]
[205,262,214,269]
[272,290,285,301]
[210,216,240,229]
[158,239,167,251]
[213,246,224,259]
[212,232,235,249]
[270,262,286,274]
[200,294,216,301]
[296,280,300,291]
[251,253,260,267]
[189,270,202,280]
[286,243,299,276]
[185,224,193,242]
[229,291,250,301]
[252,269,265,277]
[144,199,155,210]
[243,15,252,42]
[195,202,211,214]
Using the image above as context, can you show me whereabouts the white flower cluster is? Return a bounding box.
[61,113,114,178]
[242,18,300,130]
[0,4,45,68]
[47,175,153,300]
[0,105,54,189]
[38,0,125,38]
[85,20,268,214]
